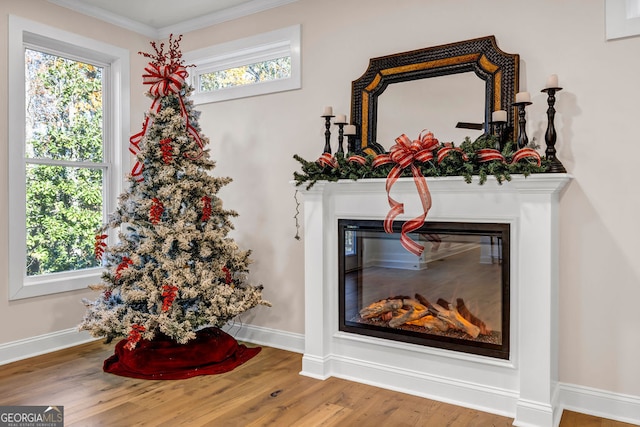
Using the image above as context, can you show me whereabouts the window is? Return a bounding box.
[184,25,301,104]
[8,16,129,299]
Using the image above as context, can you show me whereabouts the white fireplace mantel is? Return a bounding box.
[295,174,572,427]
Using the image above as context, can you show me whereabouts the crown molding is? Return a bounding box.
[158,0,299,39]
[48,0,159,38]
[48,0,299,40]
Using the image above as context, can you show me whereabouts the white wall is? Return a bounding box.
[1,0,639,402]
[180,0,640,398]
[0,1,150,343]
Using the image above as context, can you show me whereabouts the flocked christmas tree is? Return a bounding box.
[80,36,270,351]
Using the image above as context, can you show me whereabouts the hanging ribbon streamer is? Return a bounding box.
[372,131,440,256]
[201,196,212,222]
[125,324,146,350]
[150,198,164,224]
[115,257,133,281]
[222,266,233,285]
[94,233,108,261]
[159,138,173,164]
[161,284,179,312]
[129,63,204,181]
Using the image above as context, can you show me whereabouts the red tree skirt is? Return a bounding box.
[103,327,260,380]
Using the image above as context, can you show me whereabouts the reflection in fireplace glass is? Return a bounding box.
[339,220,510,359]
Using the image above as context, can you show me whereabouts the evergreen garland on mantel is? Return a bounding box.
[293,134,548,190]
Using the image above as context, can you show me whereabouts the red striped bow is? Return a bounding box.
[143,64,187,97]
[372,131,440,256]
[129,62,204,182]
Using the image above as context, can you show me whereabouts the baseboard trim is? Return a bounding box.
[328,353,517,419]
[558,382,640,426]
[0,328,97,366]
[222,322,304,354]
[2,325,638,427]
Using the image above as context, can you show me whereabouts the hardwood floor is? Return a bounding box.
[0,341,635,426]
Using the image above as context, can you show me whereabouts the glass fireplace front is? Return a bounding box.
[339,219,510,359]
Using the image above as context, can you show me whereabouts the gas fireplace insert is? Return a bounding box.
[338,219,510,359]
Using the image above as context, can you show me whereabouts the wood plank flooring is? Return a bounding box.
[0,340,635,426]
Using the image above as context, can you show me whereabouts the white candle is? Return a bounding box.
[343,125,357,135]
[516,92,531,103]
[545,74,559,89]
[322,106,333,116]
[492,110,507,123]
[334,114,347,123]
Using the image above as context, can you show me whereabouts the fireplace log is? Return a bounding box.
[408,315,450,331]
[456,298,490,335]
[414,293,433,309]
[359,299,403,319]
[360,296,482,338]
[432,302,481,338]
[388,300,430,327]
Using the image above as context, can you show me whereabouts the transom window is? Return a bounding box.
[184,25,301,104]
[199,56,292,92]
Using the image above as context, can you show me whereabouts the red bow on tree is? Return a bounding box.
[372,131,440,256]
[129,60,204,182]
[143,64,187,97]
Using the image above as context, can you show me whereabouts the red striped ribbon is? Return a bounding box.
[129,63,203,181]
[510,147,541,166]
[161,284,179,312]
[373,131,439,256]
[347,154,367,165]
[477,147,541,166]
[437,144,469,164]
[317,152,338,168]
[477,148,506,163]
[125,324,146,350]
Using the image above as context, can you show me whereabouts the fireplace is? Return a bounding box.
[338,219,510,360]
[295,175,571,427]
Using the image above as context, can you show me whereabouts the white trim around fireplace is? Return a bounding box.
[294,174,572,427]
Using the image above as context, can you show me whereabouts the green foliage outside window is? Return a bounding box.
[199,56,291,92]
[25,49,104,276]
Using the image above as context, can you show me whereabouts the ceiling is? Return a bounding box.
[48,0,296,38]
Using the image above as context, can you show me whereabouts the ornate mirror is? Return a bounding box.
[350,35,519,153]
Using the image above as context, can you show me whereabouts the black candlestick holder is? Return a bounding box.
[512,101,532,149]
[334,118,348,155]
[322,114,334,154]
[541,87,567,173]
[491,120,507,151]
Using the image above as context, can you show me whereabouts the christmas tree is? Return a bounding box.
[80,36,270,353]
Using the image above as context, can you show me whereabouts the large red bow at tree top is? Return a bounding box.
[372,131,440,256]
[129,37,203,182]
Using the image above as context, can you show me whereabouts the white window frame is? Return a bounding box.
[8,15,130,300]
[183,24,301,105]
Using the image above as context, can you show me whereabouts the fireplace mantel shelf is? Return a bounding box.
[294,173,572,427]
[298,173,572,193]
